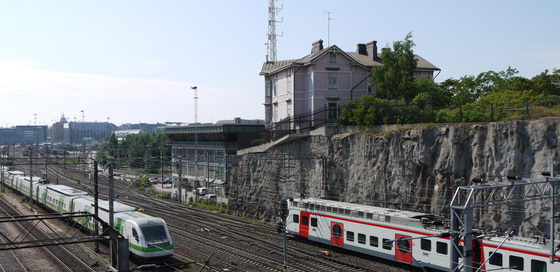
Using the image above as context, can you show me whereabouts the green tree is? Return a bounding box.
[412,78,451,108]
[371,32,417,101]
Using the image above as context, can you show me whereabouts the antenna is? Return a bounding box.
[266,0,283,62]
[33,113,37,125]
[324,11,334,46]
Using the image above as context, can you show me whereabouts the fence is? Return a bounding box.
[266,99,539,141]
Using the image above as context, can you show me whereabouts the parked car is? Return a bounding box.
[149,177,160,184]
[158,177,173,184]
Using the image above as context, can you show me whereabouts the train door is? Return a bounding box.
[395,234,413,264]
[330,222,344,247]
[298,211,310,238]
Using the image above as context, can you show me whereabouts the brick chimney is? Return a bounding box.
[311,40,324,53]
[357,43,367,55]
[366,41,378,60]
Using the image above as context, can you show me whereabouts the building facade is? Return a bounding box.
[260,40,440,127]
[68,122,116,144]
[165,119,265,191]
[15,125,48,144]
[51,115,68,141]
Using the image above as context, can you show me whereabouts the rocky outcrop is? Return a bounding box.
[227,118,560,237]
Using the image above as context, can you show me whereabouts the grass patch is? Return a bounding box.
[189,200,227,214]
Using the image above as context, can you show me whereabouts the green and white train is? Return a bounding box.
[2,170,174,259]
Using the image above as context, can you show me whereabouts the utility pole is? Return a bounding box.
[177,156,183,203]
[191,86,198,185]
[160,148,164,189]
[28,147,33,210]
[83,144,86,177]
[108,158,117,266]
[144,145,151,174]
[44,155,48,181]
[1,150,4,193]
[94,160,100,253]
[55,155,59,184]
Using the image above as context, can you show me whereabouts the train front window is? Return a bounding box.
[141,225,167,242]
[301,215,308,225]
[332,224,342,238]
[531,260,546,272]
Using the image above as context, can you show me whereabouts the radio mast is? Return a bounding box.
[266,0,282,63]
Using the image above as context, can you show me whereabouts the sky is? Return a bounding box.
[0,0,558,126]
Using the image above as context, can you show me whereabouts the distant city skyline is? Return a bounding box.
[0,0,558,126]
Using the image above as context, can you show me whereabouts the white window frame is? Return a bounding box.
[328,72,338,89]
[286,101,292,118]
[287,72,292,93]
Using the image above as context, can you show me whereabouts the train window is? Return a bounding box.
[346,231,354,242]
[132,228,139,241]
[531,260,546,272]
[332,224,342,238]
[311,217,318,227]
[488,252,502,266]
[436,241,448,255]
[397,239,410,253]
[292,214,299,223]
[369,236,379,247]
[309,204,315,210]
[420,238,431,251]
[344,209,351,216]
[366,213,373,220]
[509,255,524,271]
[357,211,364,218]
[292,201,298,207]
[382,238,393,250]
[332,207,338,214]
[326,206,332,213]
[384,216,391,223]
[358,233,366,244]
[301,215,308,225]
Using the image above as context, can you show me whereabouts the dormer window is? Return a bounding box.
[328,52,336,63]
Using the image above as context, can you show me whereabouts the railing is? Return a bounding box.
[266,98,546,141]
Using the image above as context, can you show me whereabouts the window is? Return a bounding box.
[273,79,278,96]
[382,238,393,250]
[266,79,272,96]
[344,209,350,216]
[286,101,292,118]
[370,236,378,247]
[309,204,315,210]
[358,233,366,244]
[346,231,354,242]
[132,228,139,242]
[327,103,338,120]
[326,206,332,213]
[509,256,524,271]
[292,214,299,223]
[332,224,342,238]
[420,238,431,251]
[366,213,373,220]
[436,241,448,255]
[311,217,318,227]
[141,225,167,242]
[301,215,308,225]
[531,260,546,272]
[287,73,292,93]
[328,72,337,89]
[328,52,336,63]
[488,252,502,266]
[273,104,278,122]
[397,239,410,253]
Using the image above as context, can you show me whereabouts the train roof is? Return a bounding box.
[74,196,137,213]
[7,170,24,175]
[293,198,431,219]
[23,176,43,182]
[46,185,89,196]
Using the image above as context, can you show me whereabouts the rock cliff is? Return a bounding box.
[227,118,560,237]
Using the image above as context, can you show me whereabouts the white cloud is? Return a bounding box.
[0,60,262,126]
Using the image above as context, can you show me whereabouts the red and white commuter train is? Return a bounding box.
[284,198,559,272]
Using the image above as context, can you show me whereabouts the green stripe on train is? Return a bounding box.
[128,243,174,253]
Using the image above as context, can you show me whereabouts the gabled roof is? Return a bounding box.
[260,45,440,75]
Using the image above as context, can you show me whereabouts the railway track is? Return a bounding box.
[0,197,95,272]
[42,166,404,271]
[0,232,29,272]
